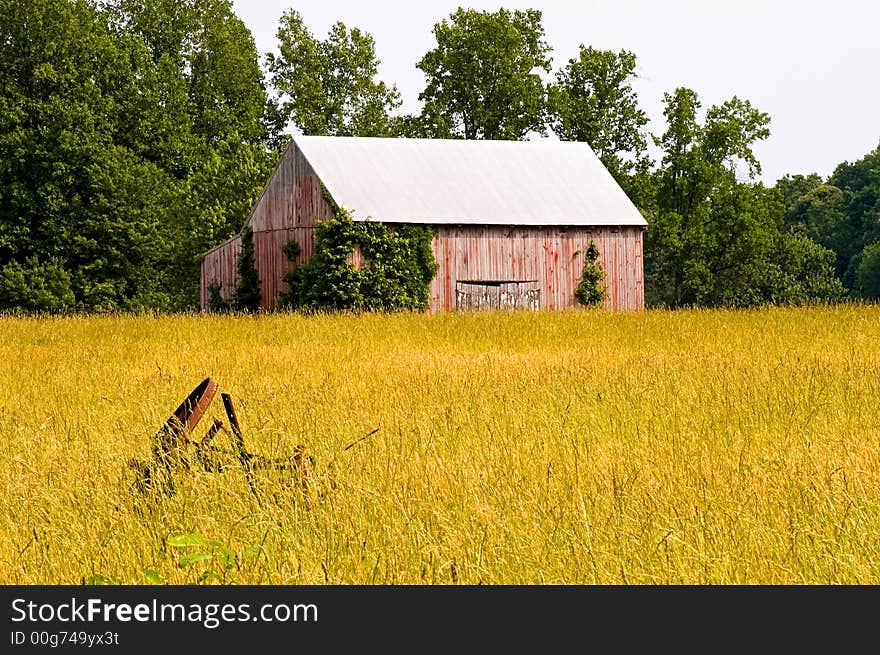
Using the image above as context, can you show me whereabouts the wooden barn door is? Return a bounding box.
[456,281,540,311]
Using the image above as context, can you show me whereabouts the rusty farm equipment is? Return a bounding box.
[129,377,314,501]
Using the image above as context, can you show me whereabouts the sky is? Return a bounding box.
[231,0,880,185]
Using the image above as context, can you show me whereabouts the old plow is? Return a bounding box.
[129,377,313,501]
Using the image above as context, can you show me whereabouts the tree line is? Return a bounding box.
[1,1,878,312]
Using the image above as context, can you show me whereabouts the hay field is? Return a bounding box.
[1,306,879,584]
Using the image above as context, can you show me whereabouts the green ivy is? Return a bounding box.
[574,240,607,307]
[278,209,438,312]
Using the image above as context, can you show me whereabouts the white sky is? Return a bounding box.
[231,0,880,185]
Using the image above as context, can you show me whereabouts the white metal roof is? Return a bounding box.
[293,135,647,227]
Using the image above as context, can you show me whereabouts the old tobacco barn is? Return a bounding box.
[201,136,647,311]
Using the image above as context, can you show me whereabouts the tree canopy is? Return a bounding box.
[644,87,843,307]
[548,46,649,183]
[0,0,273,312]
[774,141,880,295]
[0,0,178,311]
[110,0,275,307]
[267,10,401,139]
[0,2,875,314]
[416,8,551,140]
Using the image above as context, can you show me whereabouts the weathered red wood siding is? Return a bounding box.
[200,234,240,307]
[429,226,643,311]
[200,142,333,310]
[248,141,331,233]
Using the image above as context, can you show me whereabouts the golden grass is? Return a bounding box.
[1,305,879,584]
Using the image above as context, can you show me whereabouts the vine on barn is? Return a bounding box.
[278,208,438,312]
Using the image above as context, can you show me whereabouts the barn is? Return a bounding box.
[200,135,647,312]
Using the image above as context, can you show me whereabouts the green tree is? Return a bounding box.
[267,10,401,138]
[856,242,880,300]
[416,7,551,140]
[548,46,649,183]
[829,143,880,245]
[775,173,822,214]
[774,143,880,296]
[828,142,880,290]
[574,241,607,307]
[109,0,274,308]
[767,232,845,304]
[110,0,268,145]
[0,257,74,313]
[782,183,851,278]
[232,225,260,311]
[0,0,272,312]
[644,87,840,307]
[0,0,182,312]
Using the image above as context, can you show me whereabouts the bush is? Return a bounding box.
[0,258,75,313]
[729,233,846,307]
[206,282,230,312]
[574,241,607,307]
[232,226,261,311]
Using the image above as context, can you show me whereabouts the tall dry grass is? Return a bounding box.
[1,305,879,583]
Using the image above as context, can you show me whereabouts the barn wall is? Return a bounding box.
[249,141,332,232]
[200,141,334,310]
[203,223,645,311]
[429,225,644,311]
[253,227,315,306]
[200,234,241,308]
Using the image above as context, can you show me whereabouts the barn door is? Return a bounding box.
[456,281,540,311]
[500,281,540,310]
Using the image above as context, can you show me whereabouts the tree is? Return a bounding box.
[267,10,401,138]
[110,0,268,146]
[828,142,880,290]
[416,7,551,140]
[574,241,607,307]
[548,46,649,183]
[782,183,851,279]
[107,0,275,308]
[856,242,880,299]
[0,0,273,313]
[774,143,880,296]
[770,232,845,304]
[0,0,183,312]
[232,225,260,311]
[644,87,840,307]
[775,173,822,214]
[0,257,74,313]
